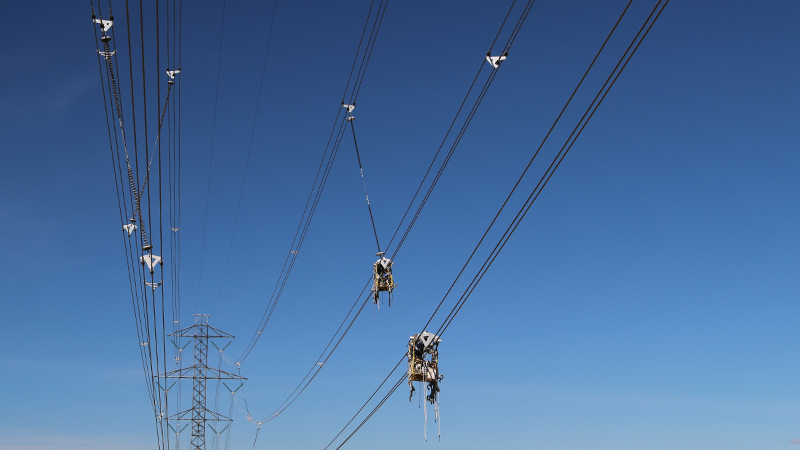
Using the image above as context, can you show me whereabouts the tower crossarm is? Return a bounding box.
[160,366,247,380]
[169,406,232,422]
[169,324,235,339]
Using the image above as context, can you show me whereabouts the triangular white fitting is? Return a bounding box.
[97,50,116,60]
[342,103,355,113]
[166,68,181,80]
[145,281,163,291]
[123,223,137,236]
[417,331,441,349]
[140,254,163,274]
[94,18,113,33]
[485,53,507,69]
[375,256,391,270]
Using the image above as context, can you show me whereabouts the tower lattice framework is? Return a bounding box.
[160,315,245,450]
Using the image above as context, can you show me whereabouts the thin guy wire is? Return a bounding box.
[195,0,228,313]
[212,0,278,314]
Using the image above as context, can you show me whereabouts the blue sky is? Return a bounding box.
[1,0,798,449]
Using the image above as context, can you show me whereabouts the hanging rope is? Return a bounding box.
[348,116,382,252]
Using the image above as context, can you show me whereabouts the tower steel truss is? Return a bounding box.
[159,315,245,450]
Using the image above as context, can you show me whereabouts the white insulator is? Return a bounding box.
[485,54,507,69]
[94,18,113,33]
[140,254,163,273]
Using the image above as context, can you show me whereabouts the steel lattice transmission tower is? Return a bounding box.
[160,315,245,450]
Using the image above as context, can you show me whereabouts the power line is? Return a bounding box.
[236,0,528,429]
[435,0,670,342]
[387,0,536,261]
[420,0,635,337]
[213,0,279,314]
[322,358,405,450]
[92,0,157,415]
[236,0,391,363]
[195,0,228,314]
[251,280,373,425]
[323,1,670,446]
[92,0,182,447]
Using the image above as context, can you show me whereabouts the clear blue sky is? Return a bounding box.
[1,1,798,449]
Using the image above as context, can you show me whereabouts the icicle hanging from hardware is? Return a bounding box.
[407,331,443,440]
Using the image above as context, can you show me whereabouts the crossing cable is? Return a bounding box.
[348,118,382,252]
[325,1,670,446]
[212,0,278,314]
[236,0,390,363]
[195,0,228,313]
